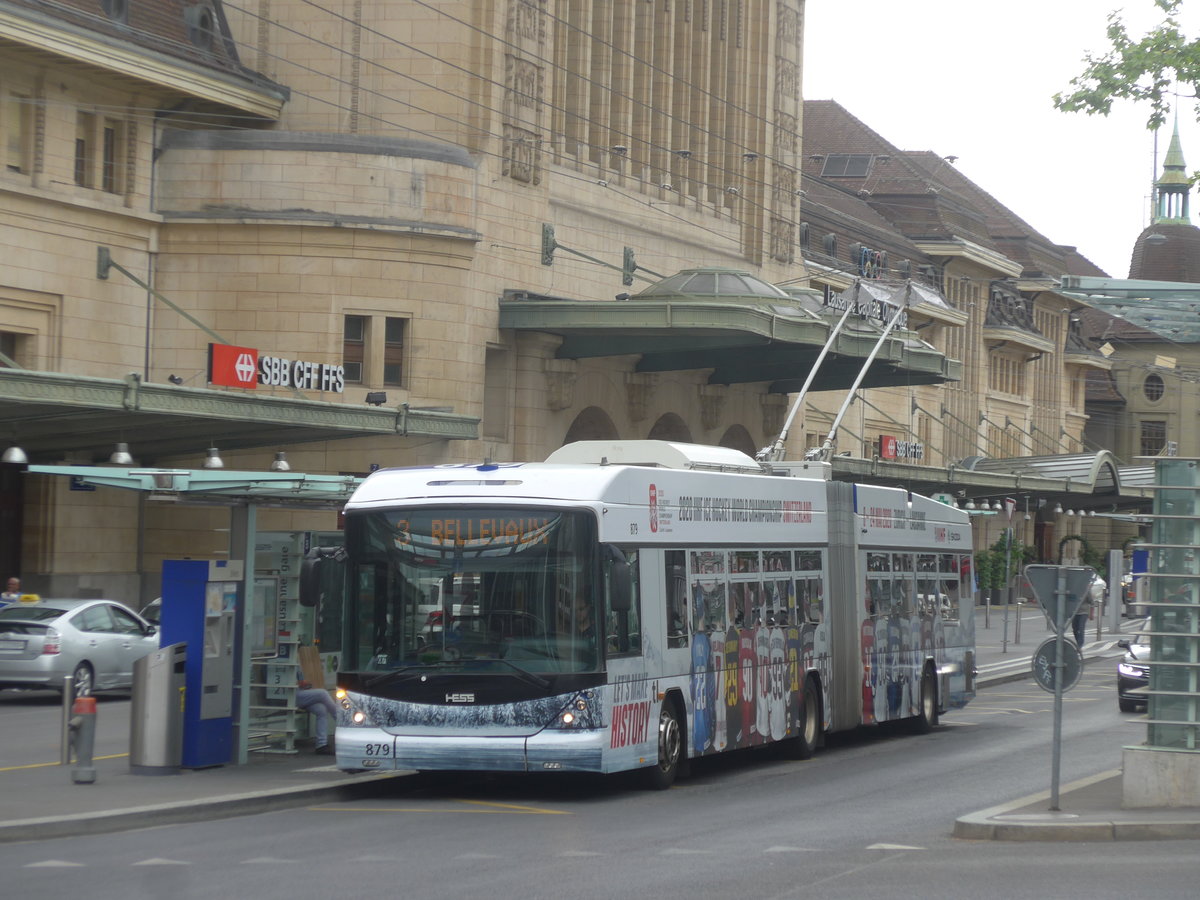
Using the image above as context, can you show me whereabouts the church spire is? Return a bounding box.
[1153,116,1192,224]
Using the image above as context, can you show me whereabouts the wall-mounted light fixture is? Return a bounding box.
[365,392,387,406]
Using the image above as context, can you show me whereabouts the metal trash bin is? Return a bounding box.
[129,642,187,775]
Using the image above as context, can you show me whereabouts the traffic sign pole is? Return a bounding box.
[1051,565,1066,810]
[1023,563,1096,811]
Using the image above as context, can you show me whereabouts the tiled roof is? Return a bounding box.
[802,100,1071,269]
[1129,224,1200,283]
[4,0,265,83]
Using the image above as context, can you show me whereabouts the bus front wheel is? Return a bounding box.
[643,701,683,790]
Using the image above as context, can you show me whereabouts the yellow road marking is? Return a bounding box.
[460,798,570,814]
[0,752,127,773]
[310,801,570,815]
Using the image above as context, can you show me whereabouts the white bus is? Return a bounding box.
[303,441,974,788]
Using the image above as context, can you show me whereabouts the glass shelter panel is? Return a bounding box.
[1148,459,1200,750]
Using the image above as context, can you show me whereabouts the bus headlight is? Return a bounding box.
[336,690,373,726]
[547,693,599,730]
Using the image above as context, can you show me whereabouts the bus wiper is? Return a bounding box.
[361,661,459,689]
[489,658,552,690]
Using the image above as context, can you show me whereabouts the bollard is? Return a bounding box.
[69,695,97,784]
[59,674,75,765]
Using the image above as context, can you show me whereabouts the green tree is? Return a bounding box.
[976,535,1036,591]
[1053,0,1200,132]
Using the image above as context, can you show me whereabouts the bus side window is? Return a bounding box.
[665,550,688,648]
[607,549,642,655]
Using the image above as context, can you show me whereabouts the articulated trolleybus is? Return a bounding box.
[304,440,974,788]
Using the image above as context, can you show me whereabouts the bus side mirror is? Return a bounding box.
[605,544,632,613]
[300,546,347,608]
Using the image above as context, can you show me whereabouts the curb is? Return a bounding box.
[0,771,410,843]
[953,769,1200,842]
[953,770,1120,842]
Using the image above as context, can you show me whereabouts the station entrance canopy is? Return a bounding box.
[0,368,477,465]
[24,465,363,508]
[828,449,1151,514]
[499,270,965,393]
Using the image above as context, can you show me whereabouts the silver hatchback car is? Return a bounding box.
[0,599,160,695]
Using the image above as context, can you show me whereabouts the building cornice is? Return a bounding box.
[0,9,285,119]
[912,238,1024,277]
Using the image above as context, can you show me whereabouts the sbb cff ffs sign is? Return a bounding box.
[879,435,924,460]
[207,343,345,392]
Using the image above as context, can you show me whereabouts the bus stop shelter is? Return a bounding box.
[25,463,363,764]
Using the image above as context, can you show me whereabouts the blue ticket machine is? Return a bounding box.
[160,559,242,768]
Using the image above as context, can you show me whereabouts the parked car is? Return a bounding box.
[0,599,159,696]
[1117,632,1150,712]
[139,597,162,625]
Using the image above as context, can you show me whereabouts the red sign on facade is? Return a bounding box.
[208,343,259,389]
[879,434,925,460]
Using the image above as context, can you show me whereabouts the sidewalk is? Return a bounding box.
[961,602,1200,841]
[0,743,407,843]
[1,605,1194,844]
[972,599,1131,690]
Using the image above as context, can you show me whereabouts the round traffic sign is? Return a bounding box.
[1031,637,1083,693]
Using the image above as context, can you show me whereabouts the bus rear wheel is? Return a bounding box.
[780,677,819,760]
[643,701,683,790]
[911,665,938,734]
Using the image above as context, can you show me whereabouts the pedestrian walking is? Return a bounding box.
[1072,574,1104,649]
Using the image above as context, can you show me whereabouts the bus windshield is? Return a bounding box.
[344,507,600,676]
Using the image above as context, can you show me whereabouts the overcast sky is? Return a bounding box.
[803,1,1200,280]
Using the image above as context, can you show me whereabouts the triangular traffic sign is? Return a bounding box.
[1023,564,1095,629]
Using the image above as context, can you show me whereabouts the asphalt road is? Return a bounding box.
[0,688,131,769]
[2,663,1197,899]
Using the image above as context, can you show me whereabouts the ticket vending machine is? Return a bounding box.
[160,559,243,768]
